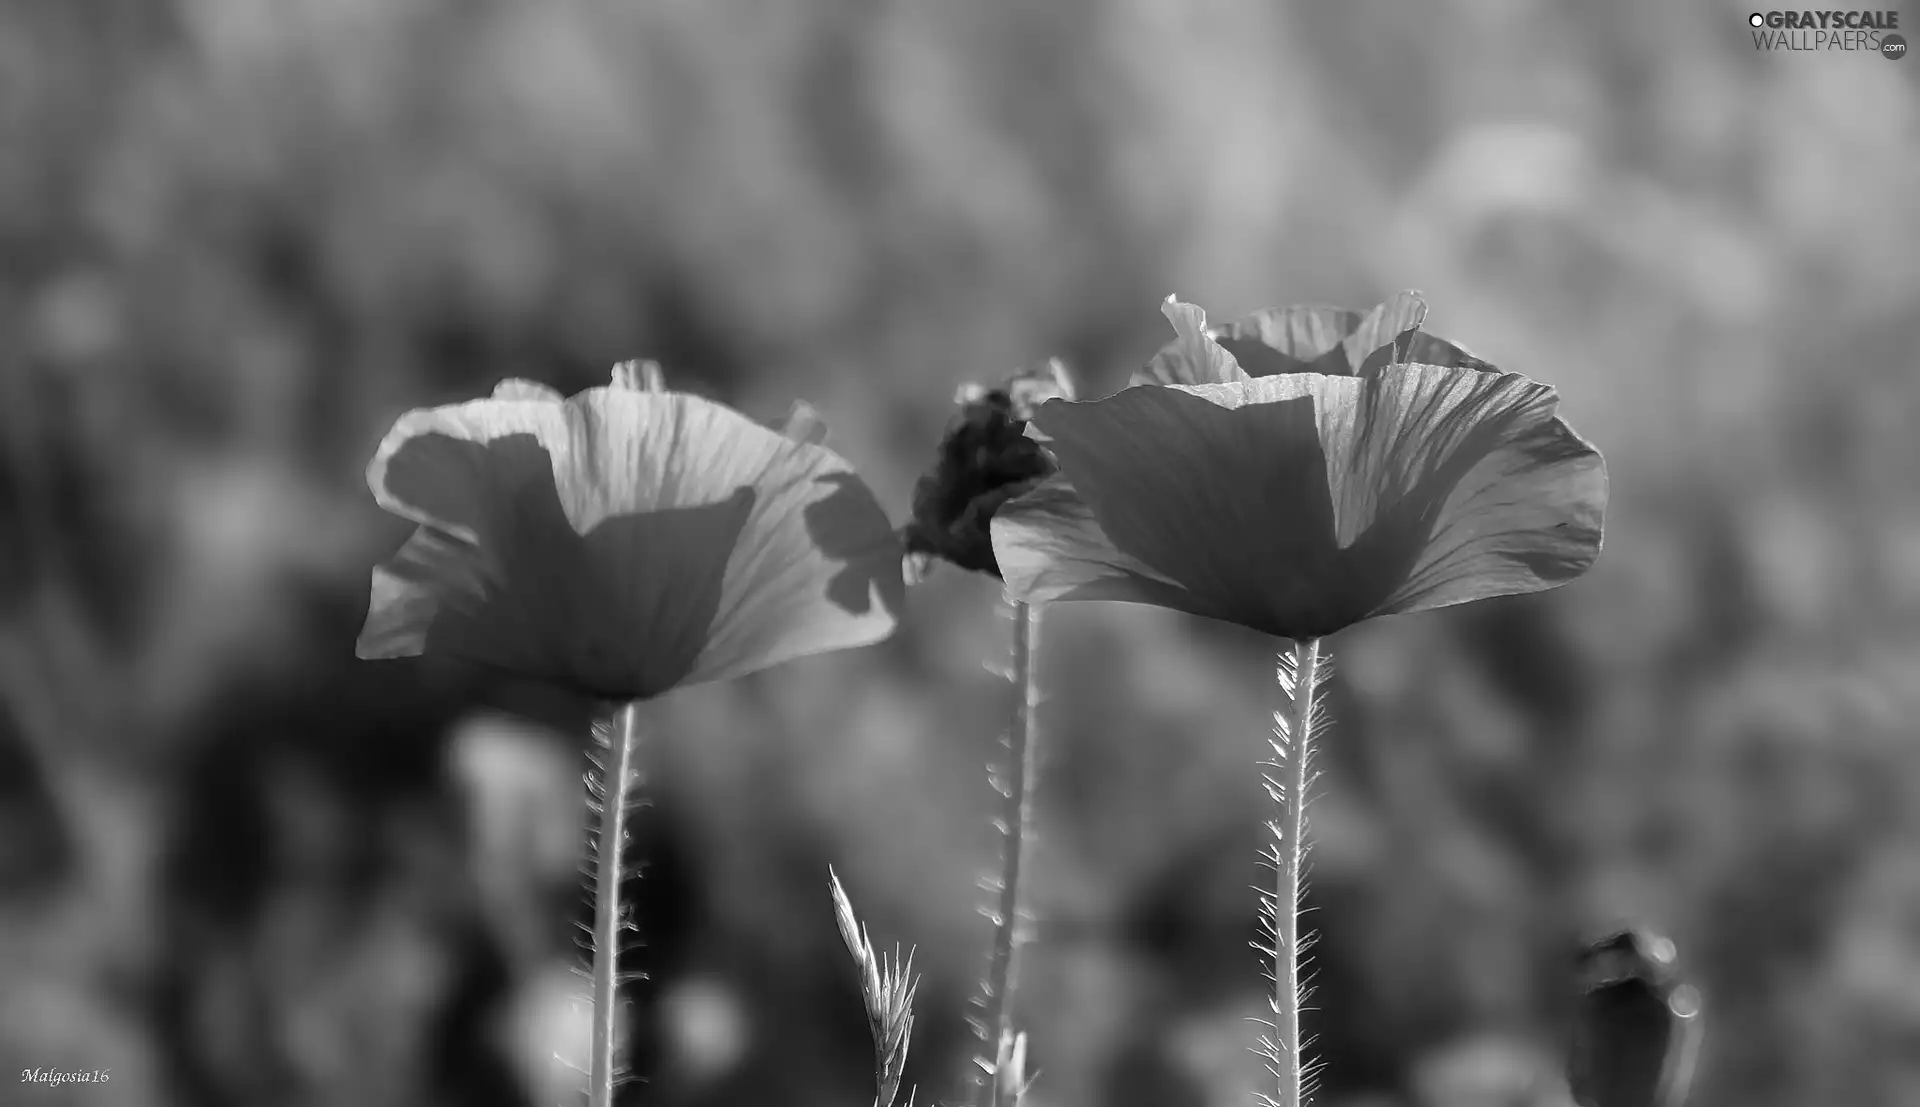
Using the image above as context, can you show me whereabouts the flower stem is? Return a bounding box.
[975,600,1041,1106]
[590,701,642,1107]
[1271,638,1321,1107]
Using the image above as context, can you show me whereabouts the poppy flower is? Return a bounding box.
[901,359,1077,579]
[989,297,1607,640]
[356,364,905,701]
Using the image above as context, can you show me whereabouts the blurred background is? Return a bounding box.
[3,1,1919,1105]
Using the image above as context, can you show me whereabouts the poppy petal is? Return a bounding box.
[1348,292,1498,376]
[1133,298,1248,387]
[1187,291,1490,379]
[1010,383,1352,636]
[1389,330,1498,374]
[491,380,564,402]
[1207,303,1366,377]
[367,393,716,693]
[611,359,667,392]
[1203,292,1434,378]
[356,524,491,659]
[776,400,831,445]
[684,410,906,686]
[1351,367,1606,620]
[990,474,1222,616]
[1003,367,1605,638]
[364,387,902,698]
[1042,356,1081,402]
[1341,290,1429,374]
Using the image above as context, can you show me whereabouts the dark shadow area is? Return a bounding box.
[1046,385,1516,639]
[379,429,899,700]
[804,469,909,618]
[153,612,528,1107]
[1042,380,1599,639]
[1213,310,1366,378]
[0,700,73,898]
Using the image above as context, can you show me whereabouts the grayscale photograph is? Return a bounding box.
[1,3,1915,1107]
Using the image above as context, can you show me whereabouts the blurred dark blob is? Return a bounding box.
[0,368,152,648]
[1101,1020,1210,1107]
[1679,501,1766,679]
[0,700,74,897]
[150,594,529,1107]
[1568,928,1702,1107]
[1455,597,1592,735]
[1045,822,1394,1104]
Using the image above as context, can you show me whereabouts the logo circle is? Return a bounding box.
[1884,33,1908,59]
[1748,12,1765,27]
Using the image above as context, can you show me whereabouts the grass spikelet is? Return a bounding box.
[1255,640,1332,1107]
[829,867,920,1107]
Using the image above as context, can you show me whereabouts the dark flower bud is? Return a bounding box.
[1568,927,1703,1107]
[902,386,1059,579]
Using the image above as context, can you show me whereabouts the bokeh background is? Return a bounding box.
[4,1,1920,1105]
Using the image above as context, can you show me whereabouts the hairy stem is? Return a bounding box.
[1272,638,1320,1107]
[590,701,641,1107]
[975,601,1041,1105]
